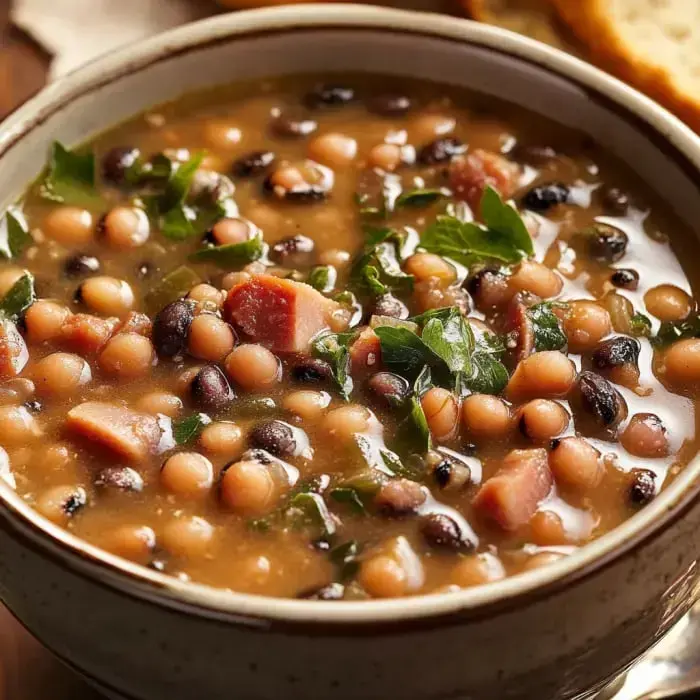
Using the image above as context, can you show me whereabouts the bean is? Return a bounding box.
[410,113,456,142]
[506,351,576,401]
[587,223,628,263]
[282,390,330,421]
[308,133,358,166]
[549,437,603,491]
[231,150,275,178]
[78,276,134,317]
[35,485,87,525]
[224,344,280,392]
[370,293,409,320]
[517,399,569,442]
[359,555,408,598]
[599,186,630,215]
[269,234,315,266]
[220,460,277,514]
[191,365,234,412]
[64,253,101,278]
[152,300,196,357]
[33,352,92,398]
[189,170,234,207]
[202,121,242,149]
[430,453,471,491]
[375,479,426,515]
[99,207,150,248]
[368,143,403,172]
[102,525,156,563]
[43,206,94,246]
[417,137,466,165]
[188,314,235,362]
[248,420,297,458]
[367,93,412,116]
[451,553,505,587]
[323,405,372,442]
[199,421,244,457]
[572,371,627,430]
[620,413,669,458]
[462,394,511,441]
[404,253,455,283]
[420,513,473,551]
[644,284,692,322]
[161,452,214,497]
[99,333,155,379]
[0,405,41,447]
[592,336,640,371]
[530,511,568,545]
[24,300,71,343]
[290,357,332,384]
[610,268,639,291]
[187,284,224,310]
[304,84,354,109]
[102,146,141,185]
[522,182,570,212]
[206,217,254,247]
[509,260,563,299]
[467,268,511,310]
[95,466,144,492]
[663,338,700,385]
[270,113,318,139]
[628,469,656,506]
[421,388,459,442]
[564,301,612,353]
[367,372,412,408]
[162,516,215,558]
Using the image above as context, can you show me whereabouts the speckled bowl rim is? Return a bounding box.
[1,3,700,628]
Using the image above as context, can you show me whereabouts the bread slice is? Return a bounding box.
[553,0,700,132]
[462,0,582,53]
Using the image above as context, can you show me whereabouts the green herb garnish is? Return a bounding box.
[420,186,533,266]
[307,265,336,293]
[351,227,413,295]
[527,301,568,352]
[40,142,101,207]
[329,540,362,581]
[312,331,355,400]
[329,487,367,514]
[630,312,652,338]
[287,492,336,538]
[189,235,265,269]
[0,273,35,323]
[401,365,433,453]
[653,316,700,346]
[468,333,509,395]
[144,265,201,313]
[0,209,32,260]
[396,188,447,209]
[172,412,212,445]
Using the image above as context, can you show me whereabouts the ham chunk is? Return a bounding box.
[473,448,552,531]
[449,149,520,211]
[0,320,28,379]
[224,274,343,353]
[350,327,381,374]
[66,402,162,463]
[61,314,118,355]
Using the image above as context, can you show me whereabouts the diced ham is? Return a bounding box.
[473,448,552,531]
[66,402,162,463]
[224,274,344,353]
[449,149,520,211]
[60,314,118,355]
[115,311,152,337]
[0,320,28,379]
[350,327,381,374]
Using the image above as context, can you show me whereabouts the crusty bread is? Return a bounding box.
[462,0,582,53]
[553,0,700,132]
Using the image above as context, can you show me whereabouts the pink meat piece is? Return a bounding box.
[473,448,552,531]
[0,320,28,379]
[350,327,382,374]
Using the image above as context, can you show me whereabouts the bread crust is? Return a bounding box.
[552,0,700,132]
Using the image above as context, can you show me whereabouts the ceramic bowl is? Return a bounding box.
[1,6,700,700]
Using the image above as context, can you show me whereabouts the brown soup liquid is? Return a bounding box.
[1,75,699,600]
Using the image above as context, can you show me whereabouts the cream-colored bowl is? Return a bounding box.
[1,6,700,699]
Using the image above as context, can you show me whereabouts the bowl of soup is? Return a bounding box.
[0,5,699,700]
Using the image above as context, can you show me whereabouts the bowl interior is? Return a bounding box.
[1,5,699,624]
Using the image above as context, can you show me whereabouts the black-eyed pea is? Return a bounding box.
[221,271,251,291]
[24,300,72,343]
[207,217,255,246]
[549,437,604,491]
[78,276,134,317]
[529,511,569,546]
[224,344,280,392]
[322,405,373,442]
[219,460,278,515]
[308,133,357,166]
[202,120,242,149]
[282,390,331,422]
[359,555,408,598]
[42,206,94,246]
[99,207,150,248]
[620,413,669,458]
[368,143,403,171]
[644,284,692,322]
[188,315,235,362]
[136,391,183,417]
[506,351,576,402]
[663,338,700,385]
[160,452,214,498]
[462,394,511,441]
[199,421,244,457]
[404,253,456,284]
[35,485,87,525]
[422,388,459,442]
[409,113,456,142]
[564,301,612,353]
[0,405,42,447]
[33,352,92,398]
[102,524,156,564]
[162,516,215,558]
[517,399,569,442]
[187,284,225,309]
[509,260,563,299]
[99,333,155,378]
[451,553,506,587]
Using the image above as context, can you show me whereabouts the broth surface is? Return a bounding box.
[1,74,699,599]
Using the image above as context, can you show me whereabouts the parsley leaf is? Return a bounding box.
[420,186,533,266]
[307,265,336,293]
[630,312,652,338]
[144,265,201,313]
[312,331,355,400]
[189,234,265,269]
[396,188,447,209]
[421,311,473,375]
[40,142,101,207]
[467,333,509,395]
[351,227,413,295]
[0,273,35,323]
[653,316,700,347]
[0,209,32,259]
[528,301,568,352]
[173,413,212,445]
[401,365,433,453]
[287,492,336,538]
